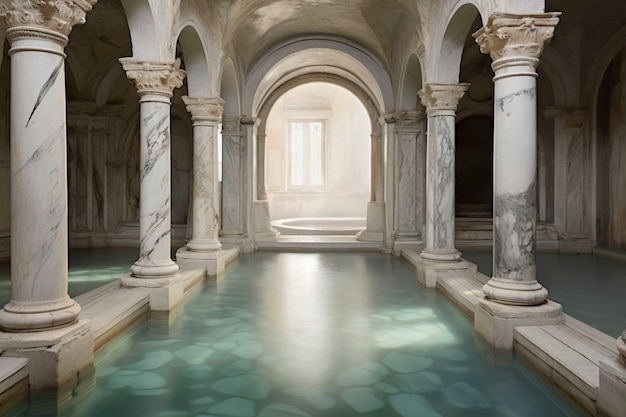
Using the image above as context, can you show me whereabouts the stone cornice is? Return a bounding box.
[0,0,97,40]
[473,13,561,63]
[419,83,469,115]
[119,58,186,98]
[182,96,224,123]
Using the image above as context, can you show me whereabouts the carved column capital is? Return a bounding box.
[221,115,243,135]
[394,110,426,132]
[0,0,97,43]
[182,96,224,124]
[419,83,469,116]
[119,58,186,99]
[473,13,560,66]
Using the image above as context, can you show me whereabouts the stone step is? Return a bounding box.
[75,280,150,350]
[514,317,620,416]
[0,357,28,413]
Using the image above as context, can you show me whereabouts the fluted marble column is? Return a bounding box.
[119,58,185,280]
[418,83,469,262]
[474,13,560,305]
[183,96,223,252]
[0,0,95,331]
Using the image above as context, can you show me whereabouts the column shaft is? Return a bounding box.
[419,84,468,262]
[119,58,185,279]
[0,31,80,331]
[474,12,560,305]
[183,96,223,252]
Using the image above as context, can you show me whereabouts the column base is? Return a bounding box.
[482,277,548,306]
[598,356,626,417]
[121,273,183,311]
[130,259,179,278]
[186,239,222,252]
[474,298,564,349]
[176,246,234,275]
[356,201,384,242]
[0,319,94,389]
[411,253,474,288]
[254,200,280,242]
[420,248,461,262]
[0,299,81,332]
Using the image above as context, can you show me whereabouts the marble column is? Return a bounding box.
[474,13,560,305]
[119,58,185,280]
[418,83,469,262]
[394,111,426,241]
[220,115,245,238]
[0,0,95,331]
[182,96,224,252]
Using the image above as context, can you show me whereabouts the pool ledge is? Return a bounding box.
[402,248,626,417]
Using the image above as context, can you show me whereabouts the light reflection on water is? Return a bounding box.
[9,252,585,417]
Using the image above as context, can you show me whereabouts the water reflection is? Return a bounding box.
[10,252,586,417]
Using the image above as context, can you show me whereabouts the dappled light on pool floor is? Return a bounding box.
[10,252,585,417]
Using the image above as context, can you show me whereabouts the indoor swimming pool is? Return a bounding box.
[6,252,587,417]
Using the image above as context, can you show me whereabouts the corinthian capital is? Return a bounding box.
[473,13,561,62]
[0,0,96,39]
[419,83,469,115]
[182,96,224,123]
[119,58,186,98]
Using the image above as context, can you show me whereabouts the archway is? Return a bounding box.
[264,81,371,235]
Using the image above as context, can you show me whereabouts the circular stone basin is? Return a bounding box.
[271,217,366,235]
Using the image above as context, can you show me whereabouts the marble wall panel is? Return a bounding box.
[552,110,589,241]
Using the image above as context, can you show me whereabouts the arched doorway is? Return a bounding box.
[264,82,371,235]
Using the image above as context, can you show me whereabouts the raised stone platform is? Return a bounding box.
[401,247,626,417]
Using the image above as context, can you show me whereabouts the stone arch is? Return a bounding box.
[221,57,240,115]
[176,24,211,97]
[257,73,379,135]
[247,37,392,116]
[432,2,482,83]
[397,54,423,112]
[119,0,162,60]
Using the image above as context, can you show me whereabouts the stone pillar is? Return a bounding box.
[357,125,385,243]
[393,111,426,242]
[0,0,96,389]
[475,13,560,306]
[418,83,469,262]
[182,96,223,252]
[0,0,96,332]
[220,115,245,238]
[119,58,185,308]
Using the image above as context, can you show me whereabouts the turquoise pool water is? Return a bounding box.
[9,252,585,417]
[462,251,626,337]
